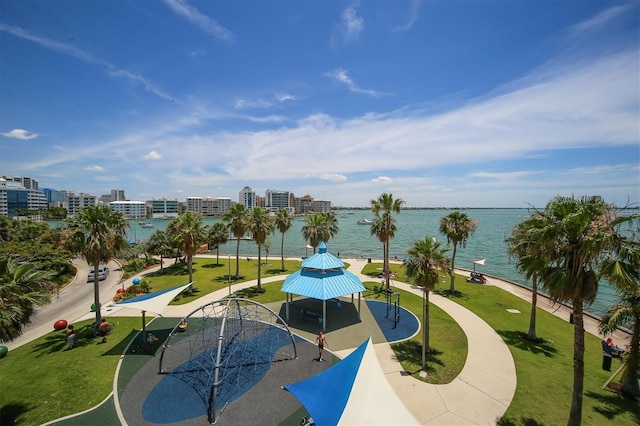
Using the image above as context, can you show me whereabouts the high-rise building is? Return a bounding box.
[151,198,179,219]
[2,176,39,190]
[265,189,291,213]
[111,189,126,201]
[0,178,47,217]
[239,186,256,209]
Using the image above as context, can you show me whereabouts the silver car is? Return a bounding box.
[87,266,109,282]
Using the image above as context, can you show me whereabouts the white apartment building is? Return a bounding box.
[65,191,97,216]
[186,197,203,214]
[110,201,146,219]
[311,199,332,213]
[0,178,48,217]
[151,198,179,219]
[239,186,256,209]
[265,189,291,213]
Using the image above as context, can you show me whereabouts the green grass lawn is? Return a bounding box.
[2,258,637,426]
[0,317,142,426]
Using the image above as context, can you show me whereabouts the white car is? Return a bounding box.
[87,266,109,282]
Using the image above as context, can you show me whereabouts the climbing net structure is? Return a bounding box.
[158,297,297,424]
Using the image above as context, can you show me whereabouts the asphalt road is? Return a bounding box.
[4,258,125,350]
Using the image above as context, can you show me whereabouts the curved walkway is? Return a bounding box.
[343,259,517,425]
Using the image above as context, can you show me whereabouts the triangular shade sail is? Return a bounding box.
[115,282,192,315]
[284,338,418,426]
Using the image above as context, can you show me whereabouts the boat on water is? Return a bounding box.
[357,218,374,225]
[139,221,154,228]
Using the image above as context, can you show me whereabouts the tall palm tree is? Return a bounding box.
[247,207,274,292]
[145,230,173,272]
[371,193,404,291]
[65,205,128,326]
[404,236,451,371]
[439,211,478,293]
[0,258,54,342]
[222,204,248,279]
[166,212,206,287]
[505,212,548,341]
[207,222,229,265]
[598,232,640,400]
[301,212,339,253]
[531,195,634,425]
[275,208,293,272]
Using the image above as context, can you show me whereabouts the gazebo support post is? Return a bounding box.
[358,293,361,321]
[285,293,290,321]
[323,300,326,332]
[142,310,147,345]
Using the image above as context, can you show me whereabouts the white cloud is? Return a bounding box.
[164,0,235,42]
[372,176,392,183]
[85,165,105,172]
[393,0,420,32]
[143,150,162,160]
[2,128,38,140]
[326,68,389,97]
[318,173,347,182]
[569,3,635,35]
[276,93,296,103]
[234,98,272,110]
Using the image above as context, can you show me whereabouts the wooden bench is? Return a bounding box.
[300,308,323,324]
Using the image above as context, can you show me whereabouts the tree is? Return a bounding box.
[0,258,54,342]
[529,195,635,425]
[439,211,478,293]
[166,212,206,287]
[222,204,248,279]
[207,222,229,265]
[247,207,274,292]
[301,212,339,253]
[598,229,640,400]
[65,205,128,326]
[371,193,404,292]
[404,236,451,371]
[505,212,548,341]
[145,230,174,272]
[275,208,293,271]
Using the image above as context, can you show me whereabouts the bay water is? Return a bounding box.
[120,208,618,318]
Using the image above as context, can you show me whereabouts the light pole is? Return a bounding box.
[228,255,231,295]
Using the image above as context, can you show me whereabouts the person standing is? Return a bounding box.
[66,325,76,349]
[99,319,111,343]
[315,331,328,361]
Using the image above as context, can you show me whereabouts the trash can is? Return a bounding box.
[602,353,612,371]
[368,258,372,263]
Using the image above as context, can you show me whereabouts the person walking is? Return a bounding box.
[315,331,328,361]
[98,319,111,343]
[66,325,76,349]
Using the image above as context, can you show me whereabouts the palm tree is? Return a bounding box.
[145,230,173,272]
[439,211,478,293]
[65,205,128,326]
[275,208,293,272]
[371,193,404,292]
[207,222,229,265]
[166,212,206,287]
[505,212,548,341]
[530,195,634,425]
[247,207,274,292]
[0,258,54,342]
[222,204,248,279]
[598,232,640,400]
[404,236,451,372]
[301,212,339,253]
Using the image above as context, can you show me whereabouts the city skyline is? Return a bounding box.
[1,1,638,208]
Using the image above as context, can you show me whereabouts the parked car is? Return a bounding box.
[87,266,109,282]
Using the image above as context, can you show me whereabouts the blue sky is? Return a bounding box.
[0,0,638,208]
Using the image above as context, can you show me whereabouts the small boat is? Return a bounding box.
[357,218,374,225]
[139,221,154,228]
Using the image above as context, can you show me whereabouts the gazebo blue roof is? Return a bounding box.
[281,242,364,300]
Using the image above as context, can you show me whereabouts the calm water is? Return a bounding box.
[52,209,618,317]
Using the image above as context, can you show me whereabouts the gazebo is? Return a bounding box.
[281,242,365,331]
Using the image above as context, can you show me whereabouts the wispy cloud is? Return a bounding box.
[393,0,421,32]
[372,176,393,183]
[318,173,347,182]
[85,165,105,172]
[333,5,364,45]
[0,24,174,101]
[234,98,272,110]
[569,3,635,34]
[326,68,390,97]
[164,0,235,42]
[2,128,38,140]
[143,150,162,160]
[276,93,296,103]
